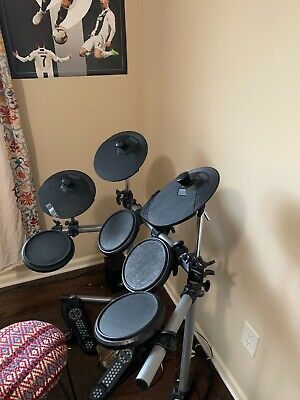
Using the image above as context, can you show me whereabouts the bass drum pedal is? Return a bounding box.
[61,296,97,354]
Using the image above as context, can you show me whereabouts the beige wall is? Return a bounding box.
[142,1,300,399]
[13,0,145,260]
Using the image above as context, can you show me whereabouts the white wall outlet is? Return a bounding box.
[241,320,260,357]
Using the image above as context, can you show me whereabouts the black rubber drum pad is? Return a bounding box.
[22,230,75,273]
[98,210,140,255]
[94,292,165,348]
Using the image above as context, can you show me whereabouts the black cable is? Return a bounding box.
[194,331,213,361]
[201,361,215,400]
[168,331,213,400]
[192,337,214,400]
[193,357,203,400]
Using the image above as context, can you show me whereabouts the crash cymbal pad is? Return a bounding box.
[141,167,220,227]
[94,131,148,182]
[38,170,96,219]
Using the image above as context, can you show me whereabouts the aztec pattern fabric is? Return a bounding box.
[0,320,67,400]
[0,31,40,237]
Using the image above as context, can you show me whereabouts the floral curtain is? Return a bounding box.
[0,32,40,261]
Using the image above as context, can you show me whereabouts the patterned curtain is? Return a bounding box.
[0,32,40,241]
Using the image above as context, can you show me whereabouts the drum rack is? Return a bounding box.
[52,179,137,237]
[62,194,215,400]
[137,208,215,399]
[62,182,139,304]
[21,130,220,399]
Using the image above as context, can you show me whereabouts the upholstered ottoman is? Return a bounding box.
[0,320,68,400]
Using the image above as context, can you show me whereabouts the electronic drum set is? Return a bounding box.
[21,131,220,400]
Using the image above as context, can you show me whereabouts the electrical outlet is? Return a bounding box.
[241,321,260,357]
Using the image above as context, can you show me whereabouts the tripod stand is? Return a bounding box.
[136,208,215,399]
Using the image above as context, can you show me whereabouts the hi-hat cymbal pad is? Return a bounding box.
[141,167,220,227]
[94,131,148,182]
[38,170,96,219]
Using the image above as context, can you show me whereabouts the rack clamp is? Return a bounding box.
[65,218,80,237]
[170,389,185,400]
[116,189,137,209]
[180,255,216,301]
[51,220,63,231]
[150,225,175,239]
[157,330,177,353]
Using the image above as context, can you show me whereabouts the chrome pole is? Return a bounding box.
[178,209,205,394]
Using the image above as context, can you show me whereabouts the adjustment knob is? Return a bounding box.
[60,178,73,192]
[115,139,128,151]
[116,189,123,205]
[206,260,216,266]
[176,171,192,187]
[204,269,215,277]
[181,253,189,262]
[203,281,211,292]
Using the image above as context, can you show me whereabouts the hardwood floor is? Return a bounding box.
[0,265,233,400]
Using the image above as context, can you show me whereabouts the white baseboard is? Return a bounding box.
[0,253,104,289]
[164,281,249,400]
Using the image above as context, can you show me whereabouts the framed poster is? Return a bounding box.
[0,0,127,79]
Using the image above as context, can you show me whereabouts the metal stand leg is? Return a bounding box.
[136,294,193,388]
[136,208,215,400]
[172,211,207,398]
[178,301,197,394]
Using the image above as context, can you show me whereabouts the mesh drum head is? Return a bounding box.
[22,230,75,273]
[122,238,172,292]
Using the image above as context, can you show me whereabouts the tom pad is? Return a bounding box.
[22,230,75,273]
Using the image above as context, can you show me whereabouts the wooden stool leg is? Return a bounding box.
[65,362,77,400]
[58,363,77,400]
[58,380,73,400]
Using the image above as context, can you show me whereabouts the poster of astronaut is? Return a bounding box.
[0,0,127,78]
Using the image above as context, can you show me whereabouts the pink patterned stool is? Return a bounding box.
[0,320,74,400]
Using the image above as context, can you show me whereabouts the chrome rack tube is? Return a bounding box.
[77,224,102,233]
[135,294,193,388]
[62,294,113,304]
[60,224,103,234]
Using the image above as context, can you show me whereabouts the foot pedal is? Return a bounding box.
[90,348,134,399]
[61,296,97,354]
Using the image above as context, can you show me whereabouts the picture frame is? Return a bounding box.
[0,0,127,79]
